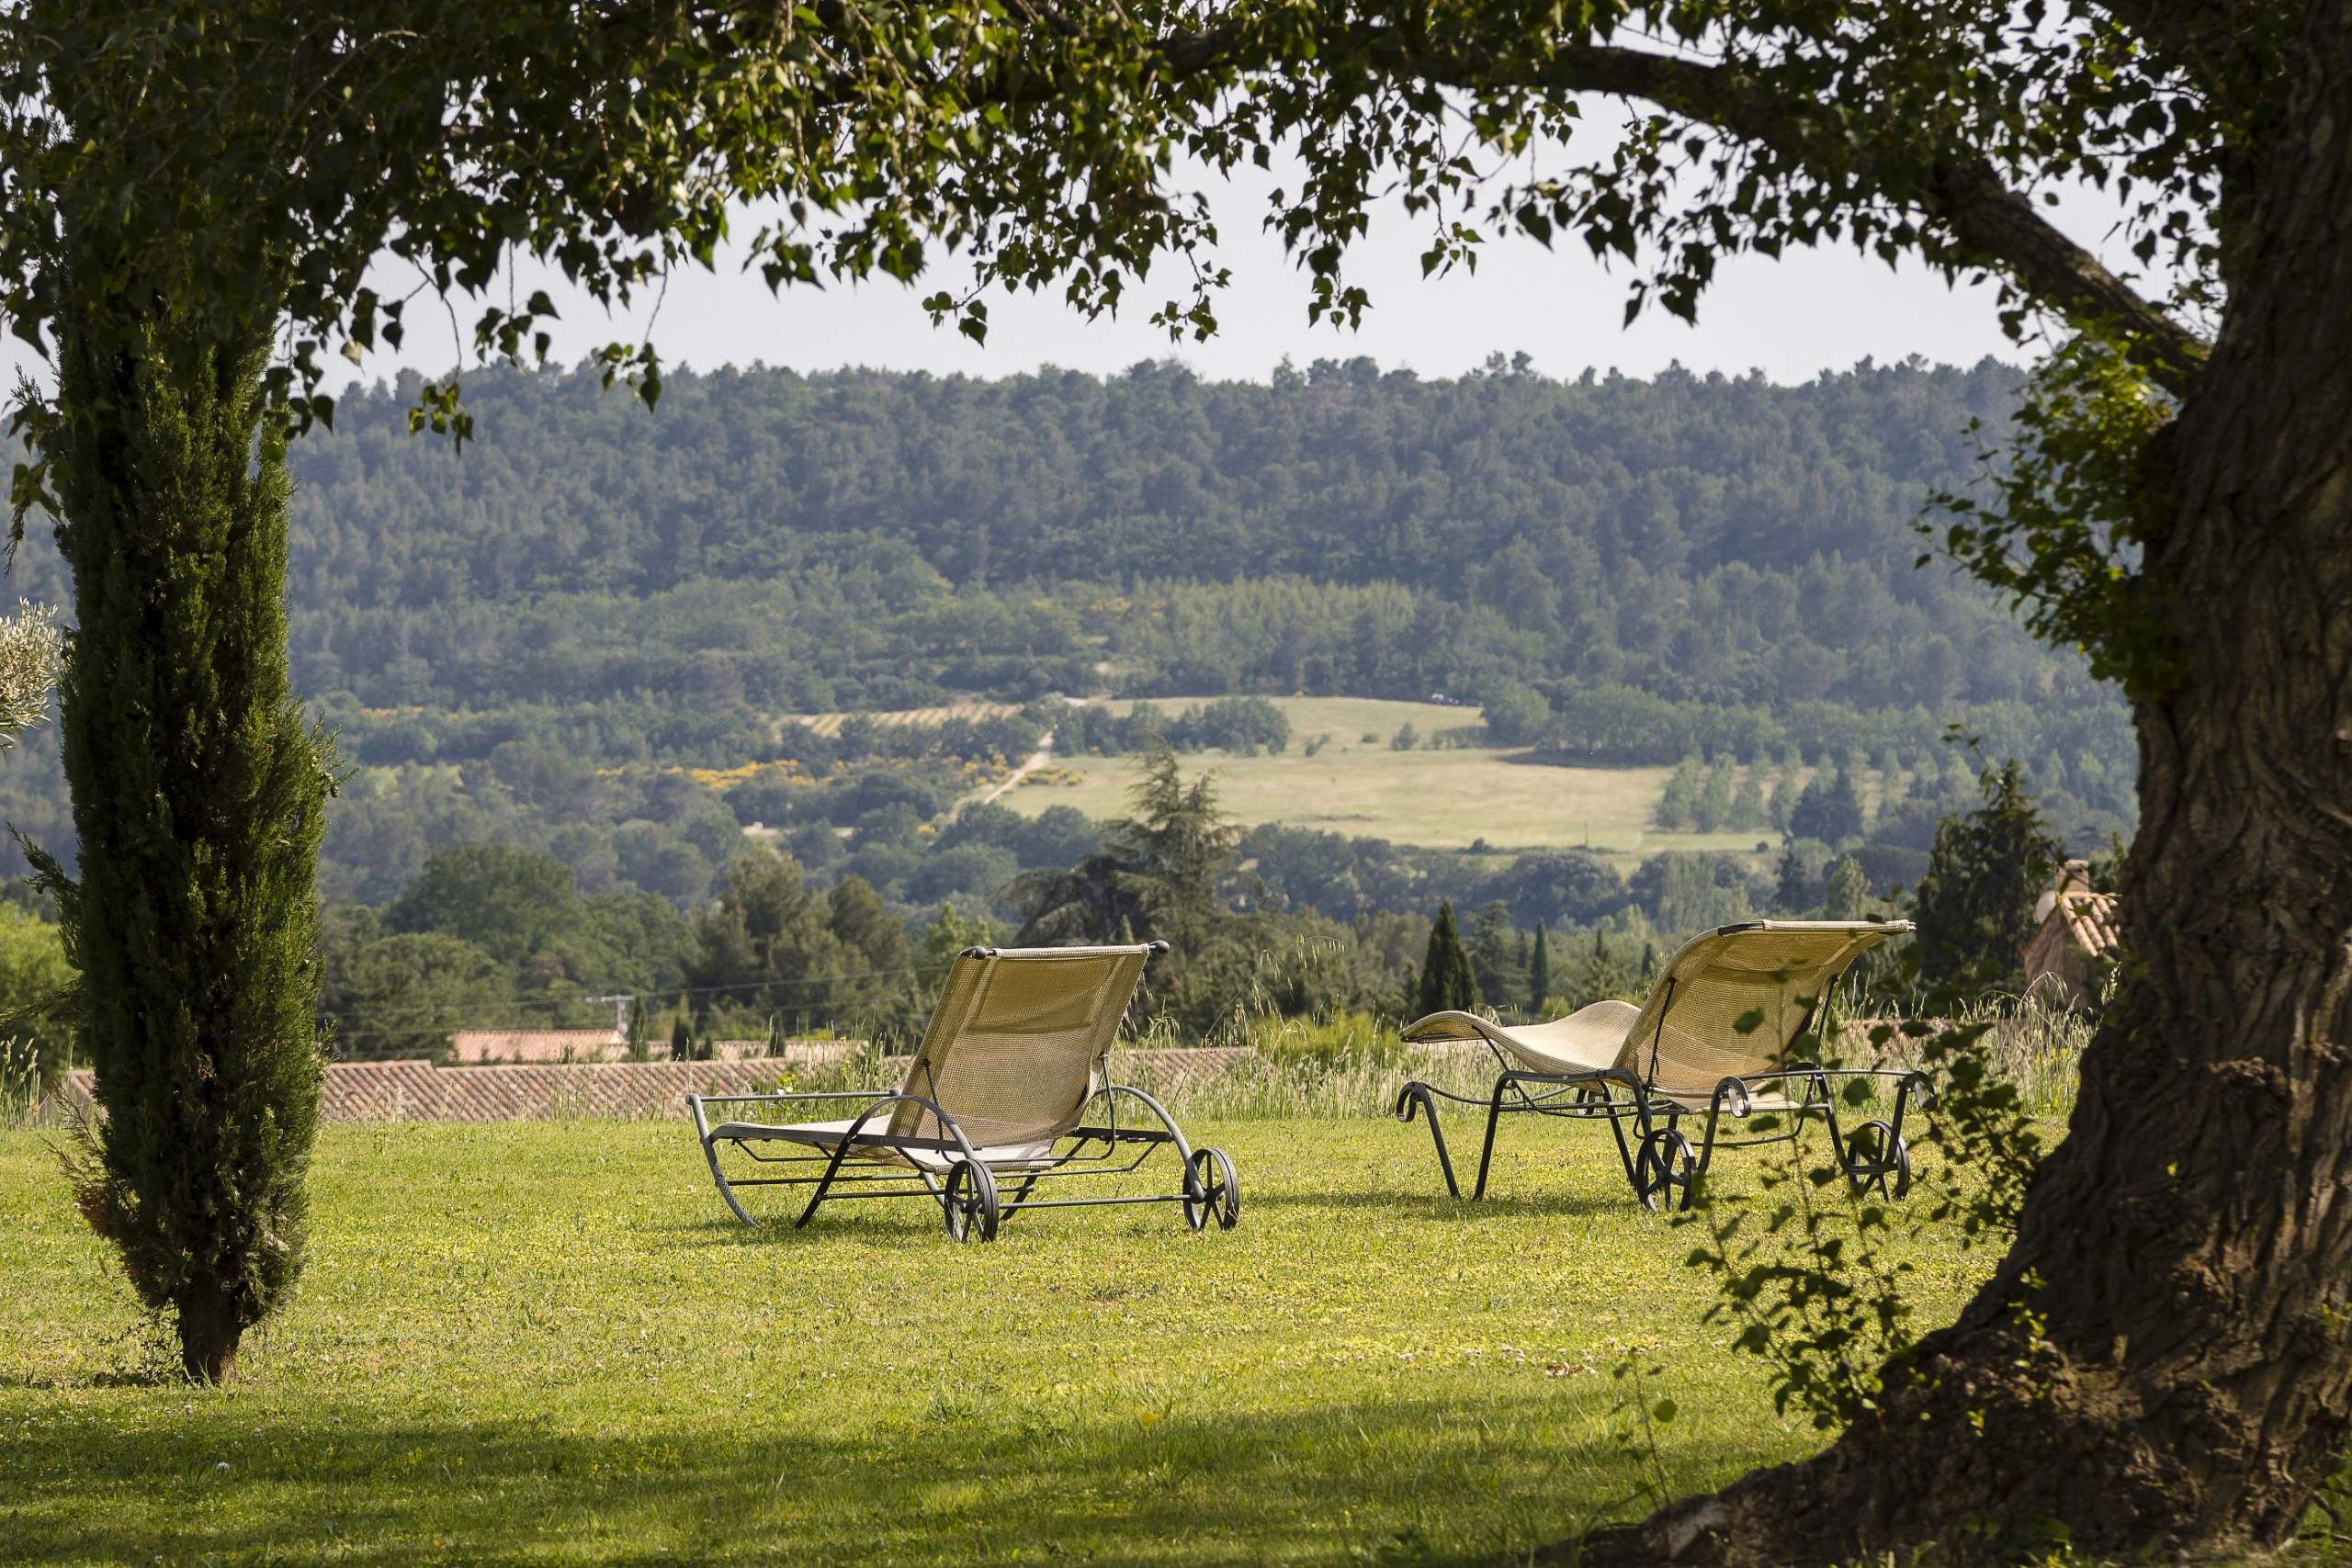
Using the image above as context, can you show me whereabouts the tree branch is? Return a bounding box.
[1365,36,2210,396]
[1117,19,2209,391]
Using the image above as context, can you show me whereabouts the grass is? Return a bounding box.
[0,1114,1999,1565]
[998,743,1770,866]
[1091,694,1485,750]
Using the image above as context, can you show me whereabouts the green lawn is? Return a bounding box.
[0,1118,1991,1565]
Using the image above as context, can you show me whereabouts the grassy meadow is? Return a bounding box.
[2,1113,1996,1566]
[995,696,1773,866]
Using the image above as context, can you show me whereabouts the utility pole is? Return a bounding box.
[583,993,632,1043]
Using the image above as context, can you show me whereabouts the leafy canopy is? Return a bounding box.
[2,0,2239,676]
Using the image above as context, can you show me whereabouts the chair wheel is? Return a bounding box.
[944,1156,1000,1243]
[1182,1147,1239,1232]
[1633,1128,1698,1213]
[1843,1119,1911,1201]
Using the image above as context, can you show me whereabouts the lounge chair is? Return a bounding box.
[687,941,1238,1242]
[1395,919,1925,1211]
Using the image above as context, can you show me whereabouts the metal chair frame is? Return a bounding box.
[689,1078,1239,1240]
[1396,974,1932,1211]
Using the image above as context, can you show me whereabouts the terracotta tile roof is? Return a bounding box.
[445,1031,854,1064]
[447,1030,620,1064]
[2052,888,2122,956]
[51,1045,1265,1122]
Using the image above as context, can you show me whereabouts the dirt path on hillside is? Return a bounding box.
[978,730,1055,806]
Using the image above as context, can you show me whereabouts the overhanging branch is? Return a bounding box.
[1125,21,2208,397]
[1371,36,2211,397]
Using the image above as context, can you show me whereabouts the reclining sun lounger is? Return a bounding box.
[1395,919,1924,1211]
[687,942,1238,1242]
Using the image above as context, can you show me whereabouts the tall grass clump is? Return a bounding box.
[0,1036,44,1128]
[1116,1010,1498,1121]
[1849,984,2095,1121]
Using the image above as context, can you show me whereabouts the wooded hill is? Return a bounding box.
[0,353,2132,897]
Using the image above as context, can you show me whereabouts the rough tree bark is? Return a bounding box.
[1583,5,2352,1560]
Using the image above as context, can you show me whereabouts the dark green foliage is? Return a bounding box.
[1774,841,1828,914]
[1912,761,2065,988]
[1789,767,1867,845]
[668,1013,691,1063]
[1528,920,1552,1013]
[1464,900,1522,1010]
[319,933,503,1064]
[1630,852,1758,933]
[1009,749,1237,949]
[681,848,924,1042]
[1566,927,1644,1005]
[1415,902,1479,1017]
[1821,854,1871,920]
[0,361,2143,894]
[319,850,695,1056]
[41,310,333,1382]
[385,845,574,967]
[1056,696,1291,757]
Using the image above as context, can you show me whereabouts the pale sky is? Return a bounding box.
[396,132,2144,386]
[6,144,2132,390]
[381,175,2034,389]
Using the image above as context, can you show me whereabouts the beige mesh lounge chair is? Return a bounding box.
[688,942,1238,1242]
[1396,919,1924,1211]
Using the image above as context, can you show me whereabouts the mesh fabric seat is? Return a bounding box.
[1622,921,1905,1111]
[689,942,1242,1240]
[707,943,1151,1165]
[1396,919,1920,1209]
[1403,998,1640,1076]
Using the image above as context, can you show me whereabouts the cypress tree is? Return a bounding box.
[42,306,333,1382]
[1914,760,2064,987]
[669,1011,693,1062]
[1415,900,1480,1016]
[1528,920,1551,1015]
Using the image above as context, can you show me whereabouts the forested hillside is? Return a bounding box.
[0,353,2129,908]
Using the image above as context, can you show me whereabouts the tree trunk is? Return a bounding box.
[1581,6,2352,1561]
[48,288,331,1385]
[176,1282,243,1385]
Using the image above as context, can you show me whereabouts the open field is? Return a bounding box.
[786,701,1030,739]
[1003,745,1771,864]
[1,1117,1993,1565]
[1094,694,1487,750]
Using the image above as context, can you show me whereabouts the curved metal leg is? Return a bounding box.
[797,1097,989,1230]
[689,1095,758,1227]
[1092,1082,1209,1209]
[795,1137,861,1228]
[1395,1081,1462,1198]
[1474,1076,1515,1200]
[1684,1112,1718,1211]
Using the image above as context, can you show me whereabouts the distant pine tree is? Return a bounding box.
[1464,899,1521,1007]
[1914,760,2064,988]
[1823,853,1871,920]
[1415,900,1479,1016]
[1528,920,1552,1014]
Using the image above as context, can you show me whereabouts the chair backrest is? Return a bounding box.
[887,943,1160,1148]
[1612,920,1911,1099]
